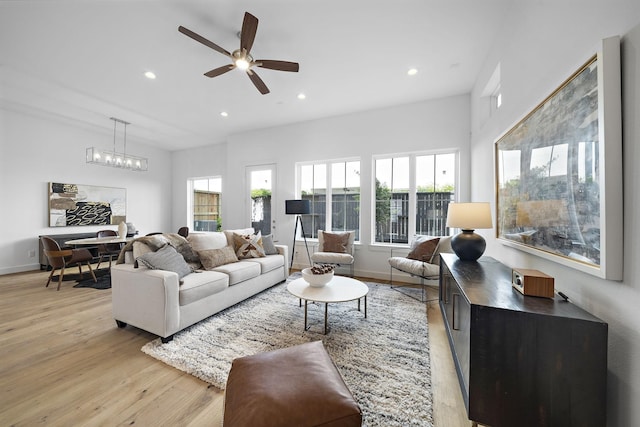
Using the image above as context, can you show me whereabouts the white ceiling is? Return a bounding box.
[0,0,512,151]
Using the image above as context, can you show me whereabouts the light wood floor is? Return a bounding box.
[0,266,470,426]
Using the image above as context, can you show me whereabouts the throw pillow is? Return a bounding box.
[261,234,278,255]
[136,245,193,280]
[232,231,266,259]
[407,237,440,263]
[322,232,350,254]
[168,236,200,264]
[198,246,238,270]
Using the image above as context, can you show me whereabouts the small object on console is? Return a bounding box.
[511,268,555,298]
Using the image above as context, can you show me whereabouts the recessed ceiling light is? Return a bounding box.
[407,68,418,76]
[297,93,306,100]
[220,111,229,117]
[144,71,156,79]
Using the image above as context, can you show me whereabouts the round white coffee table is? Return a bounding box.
[287,275,368,334]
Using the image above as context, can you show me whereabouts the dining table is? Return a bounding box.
[64,236,132,246]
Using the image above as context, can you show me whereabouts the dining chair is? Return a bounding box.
[41,236,97,291]
[96,229,121,270]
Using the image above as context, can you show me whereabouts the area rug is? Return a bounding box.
[141,277,434,426]
[73,268,111,289]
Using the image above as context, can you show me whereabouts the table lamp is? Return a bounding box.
[446,202,493,261]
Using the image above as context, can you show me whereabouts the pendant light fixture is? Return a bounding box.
[86,117,148,171]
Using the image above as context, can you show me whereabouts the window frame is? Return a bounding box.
[372,150,459,246]
[296,157,361,241]
[187,176,222,232]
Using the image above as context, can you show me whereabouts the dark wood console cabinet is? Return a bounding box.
[439,254,608,427]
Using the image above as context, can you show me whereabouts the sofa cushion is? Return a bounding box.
[388,256,440,278]
[136,245,193,280]
[198,246,238,270]
[240,254,284,274]
[179,271,229,306]
[311,252,354,265]
[213,261,261,285]
[232,232,266,259]
[188,232,229,251]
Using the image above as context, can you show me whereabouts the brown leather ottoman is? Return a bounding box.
[223,340,362,427]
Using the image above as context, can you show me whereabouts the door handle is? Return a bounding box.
[452,293,460,331]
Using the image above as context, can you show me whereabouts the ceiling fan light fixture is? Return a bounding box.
[232,49,252,70]
[235,58,250,70]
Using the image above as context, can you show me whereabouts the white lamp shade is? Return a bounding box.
[446,202,493,230]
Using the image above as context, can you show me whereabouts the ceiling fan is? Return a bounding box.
[178,12,299,95]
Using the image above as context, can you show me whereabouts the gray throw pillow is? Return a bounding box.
[137,245,193,280]
[262,234,278,255]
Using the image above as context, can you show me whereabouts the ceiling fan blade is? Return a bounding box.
[256,60,300,72]
[247,70,270,95]
[204,65,235,78]
[240,12,259,53]
[178,26,231,57]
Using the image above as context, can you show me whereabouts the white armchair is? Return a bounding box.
[387,235,452,302]
[311,230,355,277]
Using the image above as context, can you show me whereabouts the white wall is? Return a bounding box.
[469,4,640,426]
[0,107,173,274]
[172,143,227,231]
[222,95,471,275]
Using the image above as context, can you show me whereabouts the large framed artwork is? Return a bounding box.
[48,182,126,227]
[495,37,622,280]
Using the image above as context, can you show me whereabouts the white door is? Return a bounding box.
[246,164,277,238]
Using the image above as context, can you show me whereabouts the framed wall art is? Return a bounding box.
[48,182,126,227]
[495,37,622,280]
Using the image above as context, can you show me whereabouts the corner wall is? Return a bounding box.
[0,106,173,274]
[469,5,640,426]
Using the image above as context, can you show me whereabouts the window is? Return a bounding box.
[298,160,360,240]
[482,63,502,117]
[374,152,456,244]
[188,177,221,232]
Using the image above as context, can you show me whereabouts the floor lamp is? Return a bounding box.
[286,199,312,270]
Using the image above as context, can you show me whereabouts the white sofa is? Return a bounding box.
[111,229,288,343]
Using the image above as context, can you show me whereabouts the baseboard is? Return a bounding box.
[0,263,41,276]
